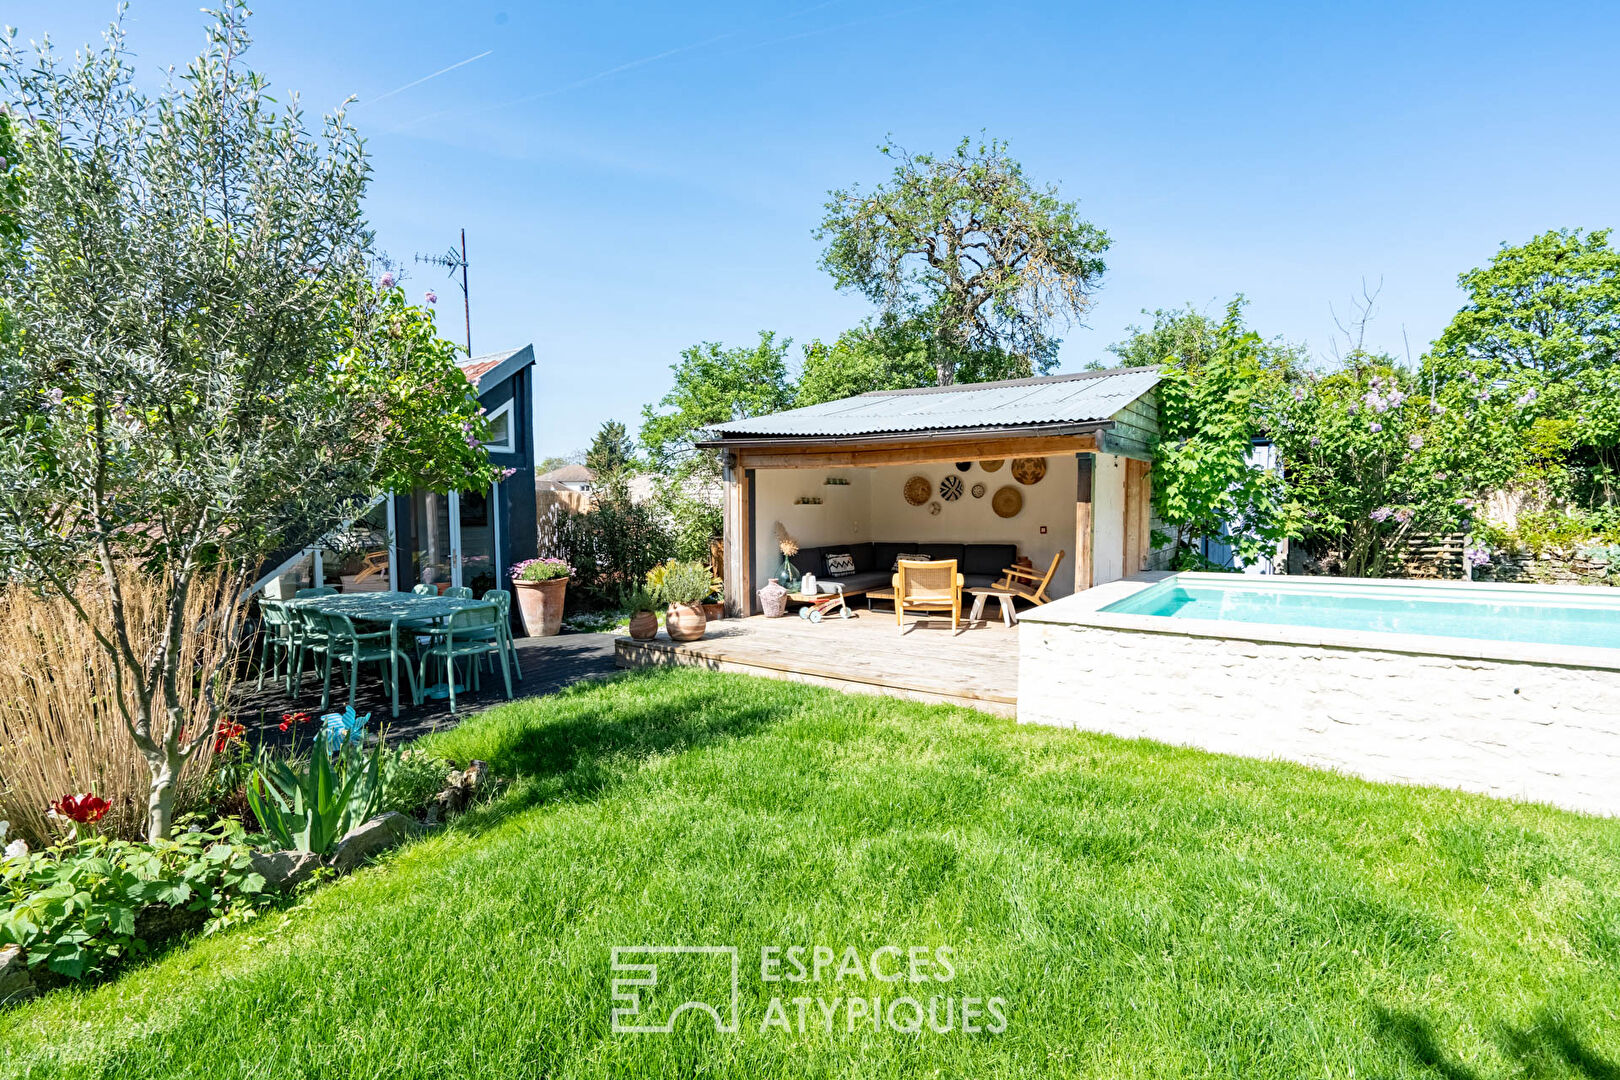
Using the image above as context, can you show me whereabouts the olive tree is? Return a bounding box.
[817,136,1109,385]
[0,6,496,838]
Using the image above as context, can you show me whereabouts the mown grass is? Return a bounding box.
[3,668,1618,1078]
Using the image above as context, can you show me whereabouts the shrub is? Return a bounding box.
[0,817,270,981]
[548,472,674,610]
[0,572,238,847]
[652,560,715,606]
[246,740,387,855]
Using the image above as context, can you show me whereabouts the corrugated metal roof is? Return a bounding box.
[705,366,1160,439]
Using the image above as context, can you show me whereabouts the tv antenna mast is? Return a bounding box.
[415,228,472,356]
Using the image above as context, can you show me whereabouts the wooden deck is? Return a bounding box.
[614,609,1019,716]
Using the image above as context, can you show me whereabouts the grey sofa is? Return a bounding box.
[788,541,1019,600]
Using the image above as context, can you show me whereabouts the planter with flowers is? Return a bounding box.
[509,557,572,637]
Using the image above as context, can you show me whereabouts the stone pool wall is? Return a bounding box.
[1018,607,1620,818]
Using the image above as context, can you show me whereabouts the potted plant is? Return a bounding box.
[701,567,726,622]
[625,585,660,641]
[659,559,714,642]
[509,557,571,637]
[773,522,800,590]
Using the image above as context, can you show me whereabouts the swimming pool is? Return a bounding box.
[1100,575,1620,652]
[1018,573,1620,816]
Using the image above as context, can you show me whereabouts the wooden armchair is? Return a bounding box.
[892,559,964,633]
[994,550,1066,606]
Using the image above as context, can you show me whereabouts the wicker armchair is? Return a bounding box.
[892,559,964,633]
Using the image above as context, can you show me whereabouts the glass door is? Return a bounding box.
[456,484,500,595]
[410,491,454,592]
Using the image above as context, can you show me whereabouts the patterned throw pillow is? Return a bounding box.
[824,552,857,578]
[892,553,931,571]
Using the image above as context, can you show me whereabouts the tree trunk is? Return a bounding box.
[146,753,180,840]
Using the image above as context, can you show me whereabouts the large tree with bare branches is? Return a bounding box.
[816,136,1110,386]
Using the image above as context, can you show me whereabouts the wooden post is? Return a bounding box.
[1075,453,1094,592]
[1123,458,1151,574]
[721,455,753,617]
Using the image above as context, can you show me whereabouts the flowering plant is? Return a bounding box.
[49,793,110,825]
[278,710,315,733]
[212,720,247,754]
[320,706,371,756]
[509,557,571,583]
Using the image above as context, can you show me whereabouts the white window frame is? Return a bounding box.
[482,399,516,454]
[446,483,501,591]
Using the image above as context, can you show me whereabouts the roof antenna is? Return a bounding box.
[416,228,472,356]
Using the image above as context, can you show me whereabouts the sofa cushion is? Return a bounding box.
[963,543,1017,578]
[846,542,875,574]
[916,543,965,566]
[963,573,1002,591]
[872,542,908,573]
[813,570,889,595]
[824,552,857,577]
[791,546,822,580]
[892,552,932,571]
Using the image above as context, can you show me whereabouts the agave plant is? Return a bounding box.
[245,741,387,855]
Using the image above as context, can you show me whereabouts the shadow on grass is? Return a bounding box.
[1374,1006,1619,1079]
[442,670,794,836]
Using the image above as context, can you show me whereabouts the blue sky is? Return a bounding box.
[9,2,1619,457]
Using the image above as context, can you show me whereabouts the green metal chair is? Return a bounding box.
[411,583,437,596]
[295,586,337,598]
[417,603,511,714]
[444,586,474,599]
[290,606,333,692]
[482,589,524,680]
[320,613,420,717]
[256,599,298,693]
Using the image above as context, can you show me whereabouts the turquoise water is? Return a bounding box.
[1100,576,1620,651]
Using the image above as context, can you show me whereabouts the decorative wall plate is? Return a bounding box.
[991,485,1023,518]
[954,461,972,472]
[903,475,931,506]
[980,459,1004,472]
[939,475,964,501]
[928,500,942,516]
[1011,457,1047,485]
[970,482,986,499]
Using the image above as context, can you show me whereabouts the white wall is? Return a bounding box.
[752,467,871,586]
[1090,453,1127,587]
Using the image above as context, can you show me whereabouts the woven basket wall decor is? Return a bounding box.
[970,482,986,499]
[939,475,964,501]
[1011,457,1047,485]
[903,475,931,506]
[979,459,1004,473]
[992,485,1023,518]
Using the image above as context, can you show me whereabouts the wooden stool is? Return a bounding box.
[967,588,1018,628]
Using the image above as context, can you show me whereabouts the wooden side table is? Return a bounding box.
[967,587,1019,628]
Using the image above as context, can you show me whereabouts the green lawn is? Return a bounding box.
[3,668,1619,1079]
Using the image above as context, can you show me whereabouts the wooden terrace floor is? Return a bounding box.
[614,608,1019,716]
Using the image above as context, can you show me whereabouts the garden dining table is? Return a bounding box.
[284,591,493,700]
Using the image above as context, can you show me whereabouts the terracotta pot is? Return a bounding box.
[514,577,568,637]
[702,601,725,622]
[665,603,707,642]
[628,610,659,641]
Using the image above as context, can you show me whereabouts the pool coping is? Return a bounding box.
[1021,572,1620,673]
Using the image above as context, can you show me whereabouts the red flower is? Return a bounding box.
[212,720,246,753]
[50,793,110,824]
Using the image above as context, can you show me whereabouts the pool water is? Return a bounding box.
[1100,576,1620,651]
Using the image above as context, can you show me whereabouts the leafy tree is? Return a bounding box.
[1273,355,1527,577]
[1425,228,1620,512]
[796,318,935,406]
[0,7,495,838]
[585,419,636,477]
[550,470,673,610]
[1146,301,1295,568]
[640,331,795,483]
[536,452,584,475]
[817,136,1109,385]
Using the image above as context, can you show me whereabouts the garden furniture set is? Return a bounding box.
[258,590,522,716]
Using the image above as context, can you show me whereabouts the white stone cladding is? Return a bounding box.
[1018,618,1620,818]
